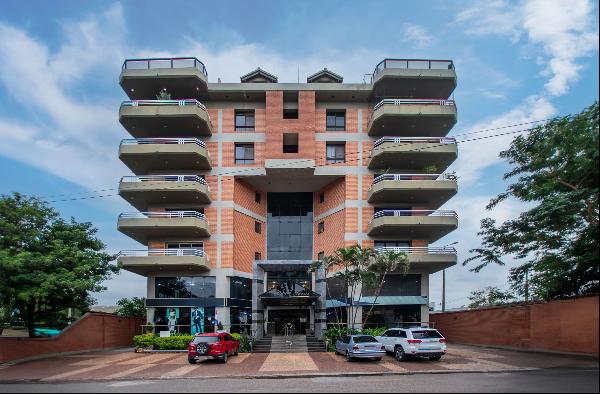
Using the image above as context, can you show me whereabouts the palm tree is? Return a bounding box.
[362,249,410,327]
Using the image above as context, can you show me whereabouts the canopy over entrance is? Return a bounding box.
[259,281,320,306]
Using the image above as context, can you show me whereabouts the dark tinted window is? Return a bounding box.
[267,193,313,260]
[399,331,407,338]
[230,276,252,300]
[412,330,443,339]
[354,336,378,343]
[235,110,255,131]
[326,110,346,131]
[192,336,219,344]
[155,277,216,298]
[363,274,421,297]
[235,143,255,164]
[326,143,345,163]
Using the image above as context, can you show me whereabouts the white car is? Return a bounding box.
[376,327,447,361]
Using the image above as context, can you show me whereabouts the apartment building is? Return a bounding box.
[116,57,458,339]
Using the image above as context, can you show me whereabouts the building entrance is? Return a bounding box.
[267,309,310,336]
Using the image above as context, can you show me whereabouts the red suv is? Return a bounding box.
[188,332,239,364]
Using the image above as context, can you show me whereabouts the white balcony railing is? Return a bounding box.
[120,248,206,257]
[120,99,208,111]
[373,98,456,112]
[122,57,207,77]
[375,246,457,255]
[372,136,456,148]
[120,175,208,186]
[120,137,207,149]
[371,173,456,186]
[372,210,458,220]
[119,211,208,223]
[372,58,454,82]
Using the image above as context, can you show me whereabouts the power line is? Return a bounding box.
[43,124,542,204]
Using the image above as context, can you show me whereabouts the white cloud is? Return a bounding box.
[457,0,599,96]
[400,23,434,49]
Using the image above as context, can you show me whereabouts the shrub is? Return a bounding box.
[238,335,254,353]
[230,333,241,341]
[323,326,387,351]
[133,334,155,349]
[361,327,387,337]
[153,335,193,350]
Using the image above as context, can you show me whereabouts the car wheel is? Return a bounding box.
[188,358,197,365]
[221,352,228,363]
[429,355,442,361]
[395,346,408,362]
[345,351,353,362]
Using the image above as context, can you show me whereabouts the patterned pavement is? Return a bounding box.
[0,344,596,382]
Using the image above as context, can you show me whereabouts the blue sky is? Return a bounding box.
[0,0,598,308]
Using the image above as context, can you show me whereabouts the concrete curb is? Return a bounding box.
[0,367,544,384]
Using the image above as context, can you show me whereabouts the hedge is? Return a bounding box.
[133,334,193,350]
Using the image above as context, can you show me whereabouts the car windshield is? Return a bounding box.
[354,336,378,343]
[192,336,219,344]
[412,330,443,339]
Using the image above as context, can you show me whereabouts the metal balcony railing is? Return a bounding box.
[375,246,457,255]
[120,138,207,149]
[372,59,454,82]
[119,211,208,223]
[372,136,456,148]
[120,175,209,189]
[120,99,208,111]
[373,98,456,111]
[371,209,458,220]
[371,173,456,186]
[120,248,207,257]
[122,57,207,77]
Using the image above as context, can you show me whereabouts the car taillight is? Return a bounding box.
[381,346,385,350]
[439,339,446,343]
[407,339,422,344]
[352,346,359,350]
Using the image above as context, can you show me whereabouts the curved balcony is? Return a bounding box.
[119,138,212,174]
[367,173,458,208]
[371,59,457,99]
[119,100,212,138]
[368,99,457,137]
[367,210,458,241]
[118,248,209,276]
[118,175,211,211]
[120,57,208,100]
[117,211,210,245]
[368,137,457,171]
[375,246,457,273]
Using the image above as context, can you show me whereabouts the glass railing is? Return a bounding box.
[371,209,458,220]
[373,98,456,111]
[120,138,207,149]
[122,57,207,78]
[120,175,208,187]
[119,211,208,222]
[371,173,457,185]
[372,58,454,82]
[120,248,206,257]
[120,99,208,111]
[372,136,456,148]
[375,246,457,255]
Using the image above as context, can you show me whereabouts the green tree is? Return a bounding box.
[0,193,119,337]
[464,102,599,300]
[114,297,146,318]
[467,286,516,309]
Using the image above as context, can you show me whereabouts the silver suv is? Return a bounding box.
[376,327,447,361]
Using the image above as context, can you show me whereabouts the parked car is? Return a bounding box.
[187,332,239,364]
[376,327,446,362]
[335,335,386,361]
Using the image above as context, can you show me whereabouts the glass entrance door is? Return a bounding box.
[268,309,310,335]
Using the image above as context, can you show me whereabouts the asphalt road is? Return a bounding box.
[0,369,598,393]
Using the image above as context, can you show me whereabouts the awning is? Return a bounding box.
[326,296,428,308]
[259,281,321,306]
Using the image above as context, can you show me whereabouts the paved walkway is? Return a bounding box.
[0,344,597,383]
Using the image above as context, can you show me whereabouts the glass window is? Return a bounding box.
[166,242,203,249]
[230,307,252,335]
[255,252,262,260]
[230,277,252,300]
[153,306,216,335]
[326,143,345,163]
[318,221,325,233]
[326,110,346,131]
[235,143,255,164]
[354,336,378,343]
[362,274,421,297]
[255,221,262,234]
[412,330,443,339]
[155,277,216,299]
[255,192,261,204]
[399,330,407,338]
[319,192,325,203]
[235,110,255,131]
[267,193,313,260]
[283,133,299,153]
[374,241,411,248]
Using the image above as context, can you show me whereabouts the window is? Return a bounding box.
[166,242,203,249]
[283,108,298,119]
[283,92,299,119]
[255,221,262,234]
[318,251,325,261]
[235,143,254,164]
[235,110,255,131]
[326,143,345,164]
[255,192,261,204]
[155,277,216,298]
[319,192,325,203]
[255,252,262,260]
[283,133,299,153]
[326,110,346,131]
[374,241,411,248]
[318,221,325,234]
[230,276,252,300]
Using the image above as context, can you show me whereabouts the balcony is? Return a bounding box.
[119,138,212,174]
[367,174,458,208]
[368,99,457,137]
[375,246,457,273]
[119,100,212,138]
[117,211,210,245]
[368,137,457,171]
[118,248,209,276]
[371,59,457,99]
[118,175,211,211]
[120,57,208,100]
[367,210,458,241]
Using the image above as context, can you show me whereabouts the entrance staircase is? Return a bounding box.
[252,335,326,353]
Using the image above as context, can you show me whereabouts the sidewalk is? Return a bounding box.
[0,344,597,383]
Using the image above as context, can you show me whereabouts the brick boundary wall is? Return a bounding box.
[430,294,599,355]
[0,312,145,364]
